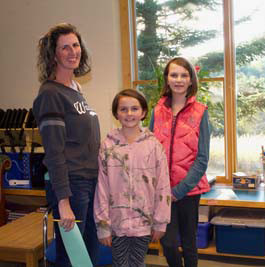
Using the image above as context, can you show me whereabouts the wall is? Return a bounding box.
[0,0,122,138]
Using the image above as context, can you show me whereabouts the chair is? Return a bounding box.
[43,206,55,267]
[0,154,12,226]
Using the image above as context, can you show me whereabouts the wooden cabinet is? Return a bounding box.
[150,185,265,260]
[198,185,265,260]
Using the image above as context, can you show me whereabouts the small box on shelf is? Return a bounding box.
[232,172,260,189]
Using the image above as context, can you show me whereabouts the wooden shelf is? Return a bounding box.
[0,147,44,153]
[0,128,43,153]
[200,198,265,209]
[4,188,45,197]
[150,241,265,260]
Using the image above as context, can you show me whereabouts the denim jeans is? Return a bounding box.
[160,194,201,267]
[45,176,99,267]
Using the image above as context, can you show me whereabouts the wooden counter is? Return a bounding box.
[200,185,265,208]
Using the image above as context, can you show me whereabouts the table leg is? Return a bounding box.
[26,252,39,267]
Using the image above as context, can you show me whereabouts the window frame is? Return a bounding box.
[119,0,237,184]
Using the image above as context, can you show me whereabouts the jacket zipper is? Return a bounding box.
[169,102,190,177]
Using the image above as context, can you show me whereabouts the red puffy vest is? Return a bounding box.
[153,96,210,196]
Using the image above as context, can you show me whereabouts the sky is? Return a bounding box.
[180,0,265,58]
[136,0,265,64]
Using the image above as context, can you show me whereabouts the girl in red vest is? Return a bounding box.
[150,57,210,267]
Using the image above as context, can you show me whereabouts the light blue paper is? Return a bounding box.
[44,172,50,181]
[59,223,93,267]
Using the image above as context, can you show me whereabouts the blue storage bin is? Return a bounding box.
[97,244,112,266]
[211,208,265,256]
[45,240,112,266]
[177,222,213,249]
[197,222,213,248]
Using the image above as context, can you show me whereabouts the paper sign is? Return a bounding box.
[59,223,93,267]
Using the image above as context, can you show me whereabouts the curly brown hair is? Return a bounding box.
[37,23,91,82]
[161,57,198,98]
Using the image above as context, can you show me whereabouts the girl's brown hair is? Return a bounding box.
[161,57,198,98]
[112,89,148,120]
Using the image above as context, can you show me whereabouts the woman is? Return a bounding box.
[33,23,100,266]
[151,57,210,267]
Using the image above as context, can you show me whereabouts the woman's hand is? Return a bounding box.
[58,198,75,231]
[151,230,165,242]
[99,236,112,247]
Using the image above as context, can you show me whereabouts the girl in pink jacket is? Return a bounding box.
[94,89,171,267]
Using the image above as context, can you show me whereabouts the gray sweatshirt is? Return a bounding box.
[33,80,100,201]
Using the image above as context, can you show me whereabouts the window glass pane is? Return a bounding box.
[234,0,265,176]
[135,0,224,79]
[198,80,225,176]
[135,0,225,177]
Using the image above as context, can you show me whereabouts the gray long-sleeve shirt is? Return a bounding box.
[33,80,100,201]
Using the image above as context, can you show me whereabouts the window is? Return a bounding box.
[234,0,265,176]
[119,0,265,183]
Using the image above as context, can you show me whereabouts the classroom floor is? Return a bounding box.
[0,255,265,267]
[145,254,265,267]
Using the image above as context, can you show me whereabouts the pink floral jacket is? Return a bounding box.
[94,128,171,239]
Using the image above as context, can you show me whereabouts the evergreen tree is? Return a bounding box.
[136,0,265,136]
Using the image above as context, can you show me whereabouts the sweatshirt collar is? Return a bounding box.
[107,127,152,145]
